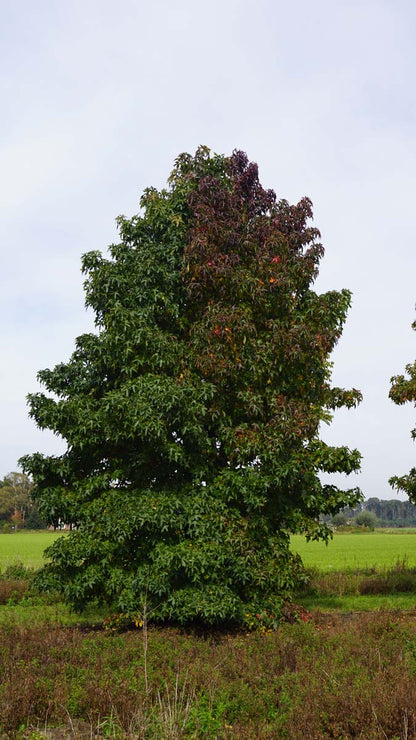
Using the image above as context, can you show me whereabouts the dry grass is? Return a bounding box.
[0,578,29,604]
[2,612,416,738]
[301,559,416,597]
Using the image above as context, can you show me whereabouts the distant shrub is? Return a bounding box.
[330,513,348,527]
[354,511,378,530]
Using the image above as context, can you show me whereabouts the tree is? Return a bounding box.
[365,497,383,520]
[20,147,362,625]
[330,512,348,527]
[0,485,14,523]
[0,472,33,525]
[24,504,47,530]
[354,510,378,530]
[389,314,416,502]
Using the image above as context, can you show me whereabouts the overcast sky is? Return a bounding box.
[2,0,415,500]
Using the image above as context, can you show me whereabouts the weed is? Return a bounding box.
[96,709,125,738]
[151,675,194,738]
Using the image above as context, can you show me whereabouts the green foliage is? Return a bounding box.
[21,147,362,625]
[330,512,348,527]
[328,497,416,528]
[23,507,46,530]
[0,472,31,523]
[0,472,43,528]
[364,497,416,526]
[389,313,416,501]
[354,510,378,530]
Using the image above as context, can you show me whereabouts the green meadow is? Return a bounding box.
[291,529,416,570]
[0,530,64,569]
[2,529,416,572]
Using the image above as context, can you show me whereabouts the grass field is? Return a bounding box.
[291,530,416,570]
[0,530,64,569]
[2,529,416,572]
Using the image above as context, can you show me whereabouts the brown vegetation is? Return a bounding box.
[0,578,29,605]
[301,560,416,597]
[1,612,416,738]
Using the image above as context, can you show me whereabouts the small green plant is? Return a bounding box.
[96,709,125,739]
[188,695,227,737]
[243,604,312,631]
[15,726,48,740]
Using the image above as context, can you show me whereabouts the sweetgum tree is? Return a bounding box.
[389,314,416,501]
[21,147,362,625]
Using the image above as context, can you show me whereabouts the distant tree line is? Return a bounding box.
[0,472,46,531]
[328,498,416,528]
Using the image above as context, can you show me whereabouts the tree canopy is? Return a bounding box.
[389,313,416,502]
[0,472,34,527]
[21,147,362,626]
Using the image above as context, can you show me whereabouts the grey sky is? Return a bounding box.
[2,0,415,499]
